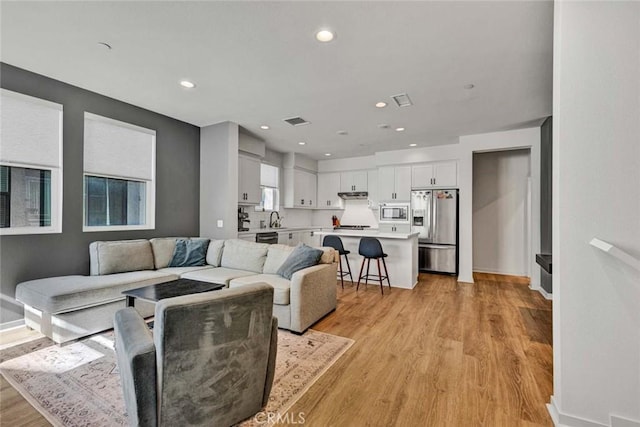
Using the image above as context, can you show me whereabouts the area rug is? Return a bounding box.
[0,329,353,427]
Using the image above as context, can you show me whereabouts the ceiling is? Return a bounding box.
[0,1,553,160]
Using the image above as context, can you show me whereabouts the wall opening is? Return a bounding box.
[472,148,531,277]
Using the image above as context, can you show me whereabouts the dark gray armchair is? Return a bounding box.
[114,283,278,427]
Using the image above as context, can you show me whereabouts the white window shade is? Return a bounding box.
[84,113,155,181]
[260,163,279,188]
[0,90,62,168]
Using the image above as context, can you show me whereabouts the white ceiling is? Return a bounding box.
[0,1,553,160]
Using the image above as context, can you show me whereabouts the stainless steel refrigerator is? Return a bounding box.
[411,189,458,275]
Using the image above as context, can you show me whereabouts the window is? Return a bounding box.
[257,163,279,212]
[83,113,155,231]
[0,90,62,235]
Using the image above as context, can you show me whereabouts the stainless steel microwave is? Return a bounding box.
[379,203,410,224]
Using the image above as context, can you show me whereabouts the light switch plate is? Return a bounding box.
[217,220,223,228]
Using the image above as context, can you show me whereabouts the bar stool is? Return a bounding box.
[357,237,391,295]
[322,235,353,288]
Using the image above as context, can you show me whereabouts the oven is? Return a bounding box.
[255,232,278,245]
[379,203,410,224]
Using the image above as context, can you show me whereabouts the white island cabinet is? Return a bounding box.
[316,230,419,289]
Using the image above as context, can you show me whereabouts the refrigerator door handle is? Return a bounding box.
[432,195,438,241]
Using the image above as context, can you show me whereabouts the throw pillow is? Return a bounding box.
[276,243,323,280]
[168,238,210,267]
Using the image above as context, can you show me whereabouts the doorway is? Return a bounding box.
[472,149,532,277]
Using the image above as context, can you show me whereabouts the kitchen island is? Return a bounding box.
[316,230,419,289]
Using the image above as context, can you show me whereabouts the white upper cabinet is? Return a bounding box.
[378,165,411,201]
[367,169,379,209]
[340,170,368,192]
[317,172,343,209]
[411,161,457,188]
[238,155,261,204]
[284,168,317,208]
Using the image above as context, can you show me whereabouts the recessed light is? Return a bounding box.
[316,29,335,43]
[409,143,417,147]
[464,84,475,89]
[375,102,387,108]
[298,141,306,145]
[260,125,270,130]
[180,80,195,89]
[324,153,332,156]
[395,127,405,132]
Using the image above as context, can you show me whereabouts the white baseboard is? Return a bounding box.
[532,284,552,300]
[548,396,614,427]
[0,319,25,331]
[611,415,640,427]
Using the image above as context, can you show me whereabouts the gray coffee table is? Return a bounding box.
[122,278,225,307]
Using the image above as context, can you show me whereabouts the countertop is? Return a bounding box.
[237,226,327,236]
[316,230,420,240]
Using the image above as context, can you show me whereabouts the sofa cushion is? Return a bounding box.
[220,239,269,273]
[205,240,225,267]
[168,238,210,267]
[277,244,323,280]
[16,271,178,314]
[156,266,213,276]
[319,247,338,264]
[90,240,155,275]
[263,244,295,275]
[150,238,186,269]
[229,274,291,305]
[181,267,256,286]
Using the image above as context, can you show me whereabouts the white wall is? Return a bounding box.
[473,149,531,276]
[200,121,239,239]
[550,2,640,426]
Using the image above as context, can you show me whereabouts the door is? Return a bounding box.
[377,167,395,200]
[412,164,434,188]
[433,162,457,187]
[431,189,457,245]
[394,166,412,200]
[419,244,457,273]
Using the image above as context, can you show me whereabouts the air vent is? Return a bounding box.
[283,116,310,126]
[391,93,413,107]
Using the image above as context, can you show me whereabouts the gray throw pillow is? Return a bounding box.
[168,238,210,267]
[277,243,323,280]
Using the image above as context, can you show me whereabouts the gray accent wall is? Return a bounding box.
[0,63,201,324]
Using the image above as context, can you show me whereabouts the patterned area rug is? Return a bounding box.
[0,329,353,427]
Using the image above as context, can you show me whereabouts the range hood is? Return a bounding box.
[338,191,368,200]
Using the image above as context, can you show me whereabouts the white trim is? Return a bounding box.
[83,224,154,233]
[533,284,553,300]
[548,396,609,427]
[0,319,25,331]
[611,415,640,427]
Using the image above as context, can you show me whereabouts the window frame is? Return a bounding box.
[0,90,63,236]
[82,113,156,232]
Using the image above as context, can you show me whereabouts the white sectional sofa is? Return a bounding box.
[15,238,338,344]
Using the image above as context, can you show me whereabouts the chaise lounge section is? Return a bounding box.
[15,238,338,344]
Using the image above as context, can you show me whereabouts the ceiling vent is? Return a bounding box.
[391,93,413,107]
[283,116,310,126]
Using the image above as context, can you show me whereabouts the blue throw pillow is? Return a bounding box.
[168,238,210,267]
[277,243,323,280]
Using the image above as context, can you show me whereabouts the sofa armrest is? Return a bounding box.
[289,263,338,333]
[114,308,157,427]
[263,316,278,407]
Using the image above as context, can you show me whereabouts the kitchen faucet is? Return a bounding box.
[269,211,280,228]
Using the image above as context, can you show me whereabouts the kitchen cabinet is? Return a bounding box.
[378,224,412,233]
[377,166,411,201]
[284,168,317,208]
[316,172,343,209]
[367,169,379,209]
[340,170,368,192]
[238,155,261,204]
[238,233,256,242]
[412,161,457,188]
[300,229,321,247]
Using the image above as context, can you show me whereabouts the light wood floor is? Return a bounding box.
[0,272,553,426]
